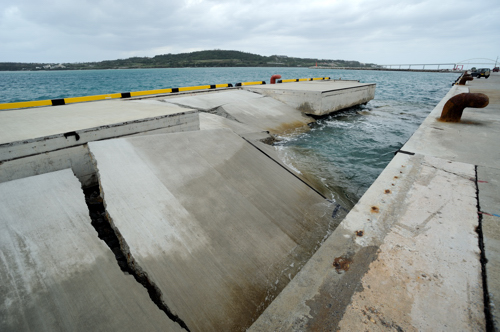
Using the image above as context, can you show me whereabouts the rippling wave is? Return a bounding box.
[275,70,459,208]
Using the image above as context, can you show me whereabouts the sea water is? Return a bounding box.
[0,68,459,207]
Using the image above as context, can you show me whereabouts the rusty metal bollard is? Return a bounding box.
[270,74,282,84]
[439,93,489,122]
[457,74,473,85]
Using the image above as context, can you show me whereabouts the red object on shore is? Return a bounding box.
[270,74,282,84]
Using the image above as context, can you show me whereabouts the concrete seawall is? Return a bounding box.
[250,73,500,331]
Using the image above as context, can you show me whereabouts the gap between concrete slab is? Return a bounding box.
[475,165,495,332]
[241,136,327,201]
[82,184,191,332]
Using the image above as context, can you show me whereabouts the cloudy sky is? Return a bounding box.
[1,0,499,66]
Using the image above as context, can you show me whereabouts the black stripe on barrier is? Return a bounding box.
[235,83,242,87]
[228,83,233,87]
[171,88,179,93]
[210,85,216,89]
[295,79,299,82]
[310,78,313,81]
[121,92,131,98]
[262,81,266,84]
[52,99,65,106]
[277,80,282,83]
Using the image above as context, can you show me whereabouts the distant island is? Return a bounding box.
[0,50,380,71]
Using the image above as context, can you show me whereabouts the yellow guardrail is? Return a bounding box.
[278,77,330,83]
[0,78,331,111]
[0,83,233,111]
[235,81,266,87]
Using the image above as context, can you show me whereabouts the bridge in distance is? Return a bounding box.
[381,57,498,70]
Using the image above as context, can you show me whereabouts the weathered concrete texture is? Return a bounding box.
[244,80,376,116]
[219,96,313,135]
[478,166,500,217]
[163,89,314,135]
[199,112,265,136]
[0,169,184,332]
[199,112,333,199]
[0,99,198,162]
[88,129,342,332]
[249,153,483,331]
[338,157,482,331]
[483,215,500,330]
[478,165,500,330]
[404,74,500,330]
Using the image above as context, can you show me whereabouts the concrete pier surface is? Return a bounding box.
[0,80,372,331]
[0,100,198,186]
[249,73,500,331]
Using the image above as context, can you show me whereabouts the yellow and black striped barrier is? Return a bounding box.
[0,77,332,111]
[277,77,330,83]
[235,81,266,87]
[0,83,233,111]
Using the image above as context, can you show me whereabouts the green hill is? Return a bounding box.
[0,50,379,71]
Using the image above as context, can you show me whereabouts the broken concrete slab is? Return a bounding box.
[0,99,197,146]
[244,80,376,116]
[162,89,314,135]
[0,98,198,188]
[0,145,96,186]
[199,112,265,136]
[161,89,263,110]
[249,153,483,331]
[0,169,184,332]
[219,96,313,135]
[198,113,332,198]
[88,129,342,332]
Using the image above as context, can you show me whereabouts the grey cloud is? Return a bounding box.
[1,0,499,64]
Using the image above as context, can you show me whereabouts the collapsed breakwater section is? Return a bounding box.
[0,79,373,331]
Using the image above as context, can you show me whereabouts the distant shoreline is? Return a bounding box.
[0,50,379,71]
[0,65,378,72]
[310,66,463,73]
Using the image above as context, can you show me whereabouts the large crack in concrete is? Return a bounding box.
[475,165,495,331]
[83,184,191,332]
